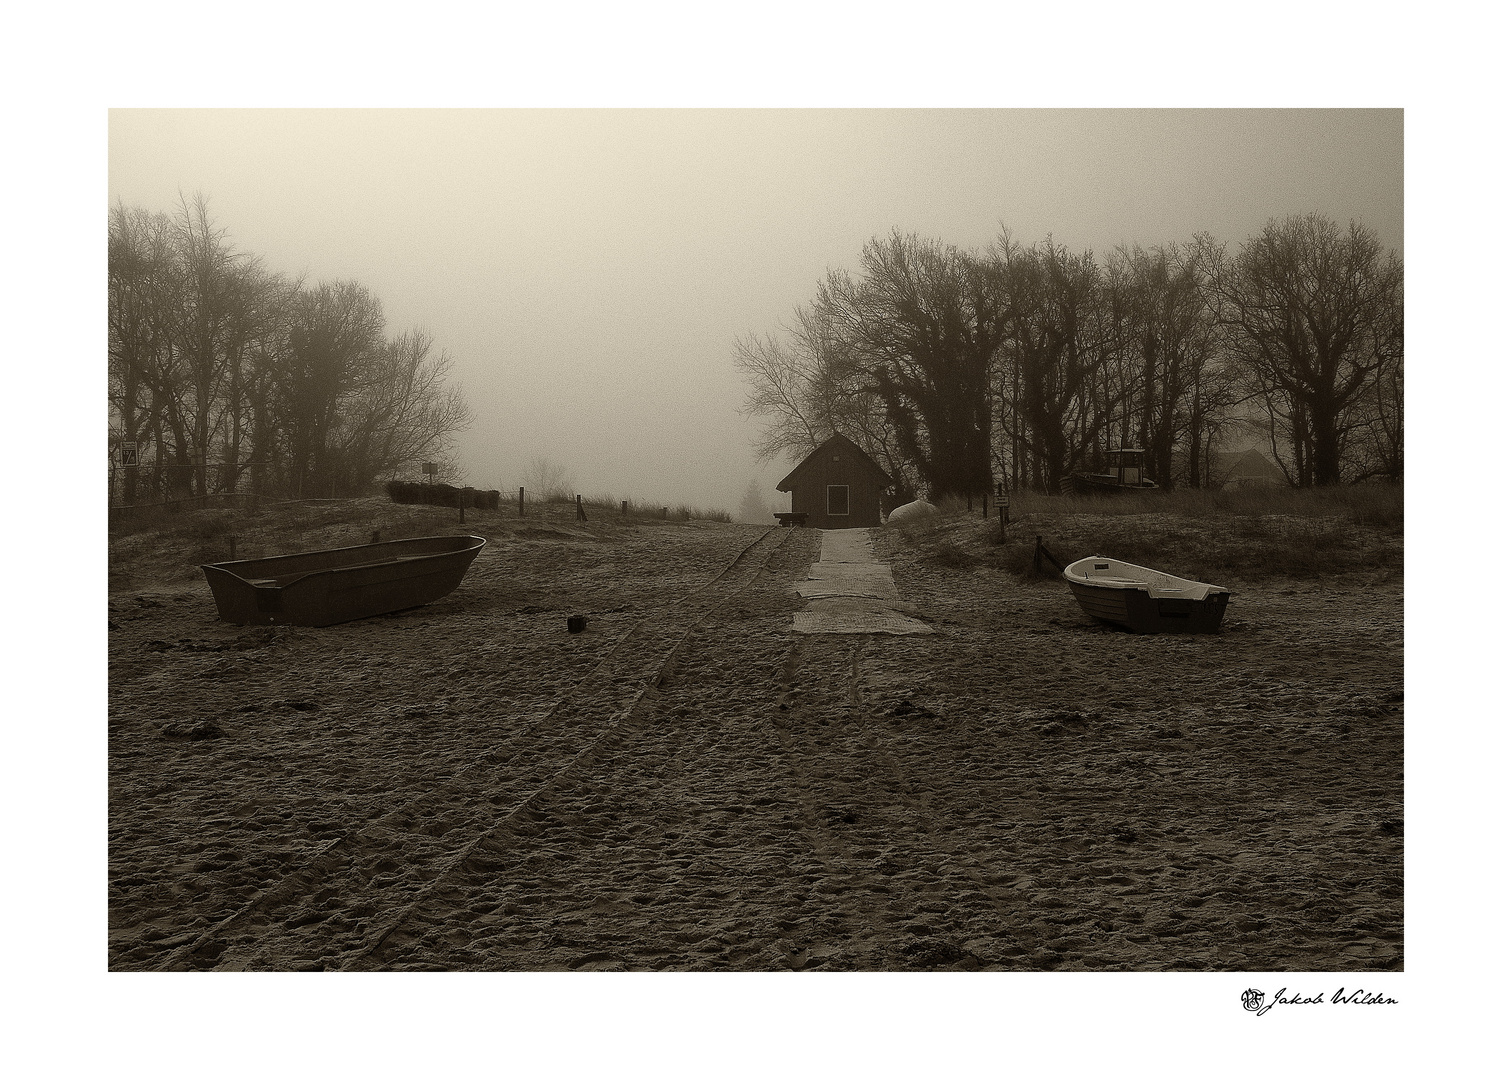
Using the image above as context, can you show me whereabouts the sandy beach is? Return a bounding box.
[108,498,1404,972]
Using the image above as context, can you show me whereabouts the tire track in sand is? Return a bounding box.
[335,525,803,971]
[154,526,794,971]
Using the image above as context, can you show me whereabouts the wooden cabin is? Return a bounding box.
[776,433,894,529]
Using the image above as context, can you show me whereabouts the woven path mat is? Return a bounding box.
[796,562,899,600]
[791,529,933,635]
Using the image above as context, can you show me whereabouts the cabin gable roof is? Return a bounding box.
[776,433,893,491]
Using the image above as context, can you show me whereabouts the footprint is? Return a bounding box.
[567,951,624,970]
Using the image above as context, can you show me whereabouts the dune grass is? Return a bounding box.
[895,484,1402,584]
[110,489,738,593]
[579,494,731,522]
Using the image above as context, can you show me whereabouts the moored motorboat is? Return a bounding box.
[1062,555,1229,634]
[1059,447,1158,496]
[201,534,486,627]
[1060,471,1159,495]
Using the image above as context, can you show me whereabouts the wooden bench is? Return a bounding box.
[774,512,808,528]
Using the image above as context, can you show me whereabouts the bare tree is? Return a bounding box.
[1205,214,1401,487]
[275,280,387,496]
[998,237,1120,491]
[816,231,1010,500]
[734,302,912,488]
[330,329,473,490]
[1353,261,1404,482]
[1105,241,1233,488]
[523,457,576,500]
[733,328,824,463]
[109,196,475,503]
[109,203,174,502]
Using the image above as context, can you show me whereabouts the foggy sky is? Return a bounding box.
[107,109,1403,512]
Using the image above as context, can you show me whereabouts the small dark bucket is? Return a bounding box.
[567,615,587,633]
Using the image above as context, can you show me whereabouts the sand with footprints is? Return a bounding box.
[108,498,1403,971]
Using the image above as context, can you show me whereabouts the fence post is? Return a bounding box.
[576,494,587,522]
[621,500,627,517]
[459,487,466,525]
[519,487,525,517]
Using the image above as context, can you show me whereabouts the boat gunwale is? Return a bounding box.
[1061,554,1228,600]
[200,534,486,586]
[199,534,487,626]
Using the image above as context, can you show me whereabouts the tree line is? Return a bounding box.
[109,195,472,503]
[735,213,1403,497]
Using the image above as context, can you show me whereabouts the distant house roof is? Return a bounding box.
[776,433,894,492]
[1209,448,1287,485]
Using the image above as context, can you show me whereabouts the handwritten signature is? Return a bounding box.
[1242,987,1398,1015]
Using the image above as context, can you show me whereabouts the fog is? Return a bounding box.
[107,109,1402,513]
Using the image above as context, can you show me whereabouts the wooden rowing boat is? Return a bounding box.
[1062,555,1229,634]
[201,534,486,627]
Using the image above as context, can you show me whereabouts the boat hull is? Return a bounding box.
[1065,579,1229,634]
[1060,472,1159,496]
[1062,555,1229,634]
[201,534,486,627]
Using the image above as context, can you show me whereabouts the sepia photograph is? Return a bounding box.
[105,107,1404,977]
[14,4,1501,1075]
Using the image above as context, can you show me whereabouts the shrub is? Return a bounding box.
[386,480,499,509]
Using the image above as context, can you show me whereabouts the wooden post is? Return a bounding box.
[576,494,587,522]
[519,487,525,517]
[459,487,466,525]
[621,500,628,517]
[662,507,668,520]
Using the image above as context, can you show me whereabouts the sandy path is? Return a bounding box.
[109,515,1402,971]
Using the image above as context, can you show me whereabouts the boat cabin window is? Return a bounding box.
[1113,450,1143,486]
[1094,562,1109,571]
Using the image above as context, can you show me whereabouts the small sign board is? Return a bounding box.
[422,462,438,476]
[993,495,1010,508]
[120,442,139,467]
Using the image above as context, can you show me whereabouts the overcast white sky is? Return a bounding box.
[107,108,1402,511]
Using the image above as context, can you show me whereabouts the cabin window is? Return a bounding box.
[827,485,850,516]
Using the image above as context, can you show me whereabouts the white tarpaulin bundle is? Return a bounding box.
[883,499,938,525]
[792,529,933,635]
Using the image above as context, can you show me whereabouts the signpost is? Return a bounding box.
[120,442,138,467]
[994,483,1010,540]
